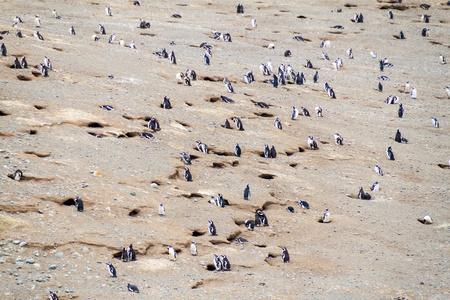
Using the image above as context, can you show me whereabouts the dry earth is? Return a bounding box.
[0,0,449,299]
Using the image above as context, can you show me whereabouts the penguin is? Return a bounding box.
[417,215,433,224]
[244,74,251,84]
[281,247,290,263]
[315,107,323,117]
[140,132,153,139]
[34,31,44,40]
[128,244,136,261]
[168,246,177,260]
[92,35,100,41]
[404,81,411,93]
[374,164,383,176]
[244,184,250,200]
[236,237,248,244]
[395,129,402,143]
[270,146,276,158]
[170,51,176,64]
[274,118,282,130]
[399,31,405,39]
[245,219,255,231]
[184,75,191,86]
[301,107,310,116]
[421,28,429,37]
[216,194,224,208]
[74,196,84,212]
[328,88,336,99]
[446,86,450,99]
[322,52,330,60]
[214,254,222,271]
[35,15,41,27]
[307,136,318,150]
[411,87,417,99]
[40,64,48,77]
[204,53,210,65]
[196,141,209,153]
[162,96,172,109]
[191,242,197,256]
[184,167,192,181]
[388,10,393,19]
[398,103,404,118]
[286,206,295,213]
[119,39,125,47]
[49,291,59,300]
[13,16,23,23]
[234,143,241,157]
[12,169,23,181]
[223,78,234,93]
[105,6,112,16]
[12,57,21,69]
[224,119,231,129]
[252,18,257,27]
[99,24,106,35]
[298,200,310,209]
[1,43,6,56]
[292,106,299,120]
[306,59,313,68]
[347,48,354,59]
[69,26,75,35]
[121,247,128,262]
[108,33,115,44]
[148,117,160,131]
[379,59,384,72]
[440,54,446,65]
[431,117,439,128]
[130,40,136,49]
[264,144,270,158]
[186,69,197,80]
[221,255,231,271]
[139,20,151,28]
[180,152,191,164]
[237,3,244,13]
[370,182,379,191]
[259,63,270,75]
[272,74,278,88]
[322,209,331,223]
[159,203,165,216]
[320,39,331,48]
[16,30,22,38]
[255,209,269,226]
[370,51,377,59]
[52,9,58,18]
[133,1,141,5]
[386,146,395,161]
[233,118,244,131]
[208,220,217,235]
[358,187,371,200]
[333,133,343,145]
[377,82,383,92]
[127,284,139,293]
[106,262,117,277]
[313,71,319,83]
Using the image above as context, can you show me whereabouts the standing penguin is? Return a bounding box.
[398,103,404,118]
[159,203,165,216]
[121,247,128,262]
[184,167,193,181]
[127,244,136,261]
[213,254,222,271]
[386,146,395,160]
[106,262,117,277]
[190,242,197,256]
[168,246,177,261]
[281,247,290,263]
[322,209,331,223]
[74,197,84,212]
[221,255,231,271]
[244,184,250,200]
[208,220,217,235]
[234,143,241,157]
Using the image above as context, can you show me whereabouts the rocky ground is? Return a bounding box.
[0,0,449,299]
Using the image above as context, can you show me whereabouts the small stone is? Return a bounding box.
[70,269,77,273]
[85,267,91,271]
[38,210,43,214]
[0,257,6,264]
[55,252,63,258]
[13,240,20,245]
[6,269,12,275]
[81,246,90,253]
[26,259,35,264]
[19,241,27,247]
[150,183,158,188]
[16,258,23,262]
[130,191,136,196]
[49,265,57,270]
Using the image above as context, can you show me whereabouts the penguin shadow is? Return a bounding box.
[199,76,222,82]
[0,110,11,116]
[175,120,191,128]
[379,5,410,11]
[264,252,280,266]
[185,102,193,106]
[181,193,205,199]
[344,3,357,8]
[254,112,274,117]
[437,164,450,169]
[205,96,221,103]
[17,75,33,81]
[139,33,156,37]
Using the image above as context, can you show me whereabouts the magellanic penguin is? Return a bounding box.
[245,219,255,231]
[398,103,404,118]
[417,215,433,224]
[264,144,270,158]
[168,246,177,261]
[301,106,310,117]
[223,77,234,93]
[121,247,128,262]
[281,247,290,263]
[130,40,136,49]
[127,284,139,293]
[196,140,209,153]
[322,209,331,223]
[105,6,112,16]
[159,203,165,216]
[216,193,224,208]
[233,118,244,131]
[252,18,257,27]
[35,15,41,27]
[162,96,172,109]
[180,152,191,164]
[440,54,446,65]
[11,169,23,181]
[214,254,222,271]
[274,117,282,130]
[347,48,354,59]
[221,255,231,271]
[244,184,250,200]
[170,51,176,64]
[313,71,319,83]
[69,26,75,35]
[292,106,299,120]
[270,145,277,158]
[1,43,7,56]
[386,146,395,160]
[148,117,160,132]
[431,117,439,128]
[358,187,371,200]
[307,136,318,150]
[108,34,115,44]
[395,129,402,143]
[374,164,383,176]
[315,107,323,117]
[128,244,136,261]
[34,31,44,40]
[370,181,379,191]
[49,291,59,300]
[203,53,210,65]
[234,143,241,157]
[333,133,343,145]
[99,24,106,35]
[184,167,193,181]
[208,220,217,235]
[106,262,117,277]
[224,119,231,129]
[191,242,197,256]
[255,209,269,226]
[74,196,84,212]
[446,86,450,99]
[298,200,310,209]
[411,87,417,99]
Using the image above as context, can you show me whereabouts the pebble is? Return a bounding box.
[19,241,27,247]
[81,246,90,253]
[0,257,6,264]
[130,191,136,196]
[55,252,64,258]
[49,265,57,270]
[38,210,43,214]
[13,240,20,245]
[26,259,35,264]
[150,182,158,188]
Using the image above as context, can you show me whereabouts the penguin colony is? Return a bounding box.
[1,1,447,298]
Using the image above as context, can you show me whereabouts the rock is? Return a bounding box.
[16,258,23,262]
[0,257,6,264]
[26,259,35,264]
[19,241,27,247]
[38,210,43,214]
[150,182,159,188]
[81,246,90,253]
[49,264,57,270]
[13,240,20,245]
[130,191,136,196]
[55,252,63,258]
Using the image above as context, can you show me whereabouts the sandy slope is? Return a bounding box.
[0,0,449,299]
